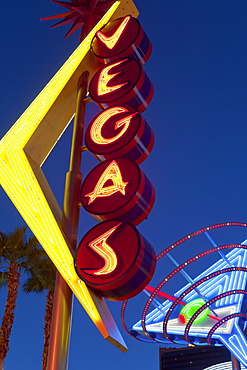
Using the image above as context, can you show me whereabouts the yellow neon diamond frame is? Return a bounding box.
[0,0,138,351]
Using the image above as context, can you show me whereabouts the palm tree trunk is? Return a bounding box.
[0,262,20,370]
[42,289,54,370]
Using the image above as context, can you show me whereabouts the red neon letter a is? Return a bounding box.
[84,160,128,204]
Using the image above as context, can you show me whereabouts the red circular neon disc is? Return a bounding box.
[80,158,155,225]
[91,15,152,65]
[89,58,154,112]
[75,220,156,301]
[85,105,154,164]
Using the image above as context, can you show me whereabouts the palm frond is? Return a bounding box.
[23,276,45,294]
[0,271,8,289]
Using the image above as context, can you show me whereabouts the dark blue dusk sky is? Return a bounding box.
[1,1,247,369]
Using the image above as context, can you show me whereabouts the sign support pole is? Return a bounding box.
[231,354,241,370]
[47,71,89,370]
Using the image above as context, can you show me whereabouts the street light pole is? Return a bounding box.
[47,71,89,370]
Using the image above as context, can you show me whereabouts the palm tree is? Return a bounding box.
[23,256,56,370]
[0,227,42,369]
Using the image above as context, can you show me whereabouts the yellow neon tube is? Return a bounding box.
[0,0,140,351]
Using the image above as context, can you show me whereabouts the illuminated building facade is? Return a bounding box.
[159,346,231,370]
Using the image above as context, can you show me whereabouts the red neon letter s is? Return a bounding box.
[83,223,121,275]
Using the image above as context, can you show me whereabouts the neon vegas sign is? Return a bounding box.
[0,3,140,349]
[75,14,156,301]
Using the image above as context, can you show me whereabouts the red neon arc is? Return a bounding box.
[145,285,186,305]
[90,106,138,145]
[96,16,131,50]
[84,160,128,204]
[84,223,121,275]
[97,59,129,96]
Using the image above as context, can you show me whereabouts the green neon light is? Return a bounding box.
[180,298,210,324]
